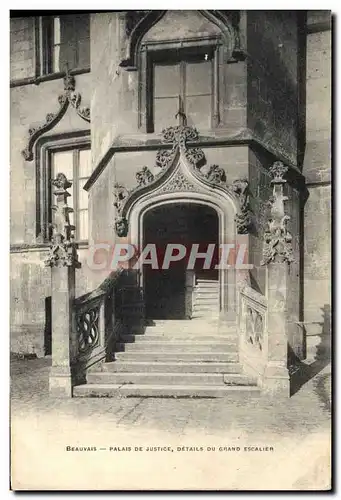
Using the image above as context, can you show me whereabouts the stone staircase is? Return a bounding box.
[73,319,260,398]
[192,279,220,318]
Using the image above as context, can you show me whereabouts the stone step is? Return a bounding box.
[119,333,238,343]
[193,299,219,305]
[87,371,257,386]
[194,281,219,290]
[143,324,223,335]
[193,303,219,312]
[196,279,219,283]
[73,383,260,398]
[193,290,219,300]
[104,361,242,374]
[114,351,238,362]
[115,341,238,353]
[191,313,220,319]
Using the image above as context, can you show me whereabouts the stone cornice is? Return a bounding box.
[10,242,89,253]
[84,129,306,192]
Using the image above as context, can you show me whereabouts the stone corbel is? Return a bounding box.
[22,71,91,161]
[261,161,294,265]
[113,183,130,238]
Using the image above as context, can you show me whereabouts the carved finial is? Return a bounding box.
[52,172,72,191]
[269,161,288,183]
[261,162,293,265]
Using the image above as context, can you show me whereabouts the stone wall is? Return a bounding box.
[10,16,92,355]
[10,17,35,81]
[303,19,331,325]
[246,11,299,166]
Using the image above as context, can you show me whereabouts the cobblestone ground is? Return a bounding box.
[10,357,332,490]
[10,356,331,435]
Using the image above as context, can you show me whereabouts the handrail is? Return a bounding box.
[74,268,124,308]
[240,285,267,308]
[72,268,126,384]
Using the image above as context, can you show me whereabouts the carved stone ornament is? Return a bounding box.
[261,162,294,265]
[45,173,81,268]
[261,216,294,265]
[114,217,129,238]
[136,166,154,186]
[112,123,255,237]
[269,161,288,183]
[22,70,91,161]
[204,164,227,185]
[113,183,130,215]
[231,179,253,235]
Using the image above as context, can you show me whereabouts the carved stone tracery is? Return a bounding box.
[159,172,196,193]
[22,71,91,161]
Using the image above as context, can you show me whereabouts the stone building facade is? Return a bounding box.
[10,11,331,396]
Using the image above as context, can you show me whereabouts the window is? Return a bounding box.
[38,14,90,75]
[49,145,91,241]
[144,46,218,133]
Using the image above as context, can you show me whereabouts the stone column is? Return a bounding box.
[261,161,294,396]
[45,173,81,397]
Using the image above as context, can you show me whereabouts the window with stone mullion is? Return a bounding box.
[153,54,213,132]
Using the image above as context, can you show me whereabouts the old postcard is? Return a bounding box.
[10,9,332,490]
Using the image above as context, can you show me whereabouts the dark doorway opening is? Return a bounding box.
[143,203,219,319]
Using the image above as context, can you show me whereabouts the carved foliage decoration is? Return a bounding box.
[136,166,154,186]
[113,182,130,237]
[45,173,81,268]
[113,124,255,237]
[231,179,252,234]
[261,161,294,265]
[22,71,91,161]
[204,164,227,185]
